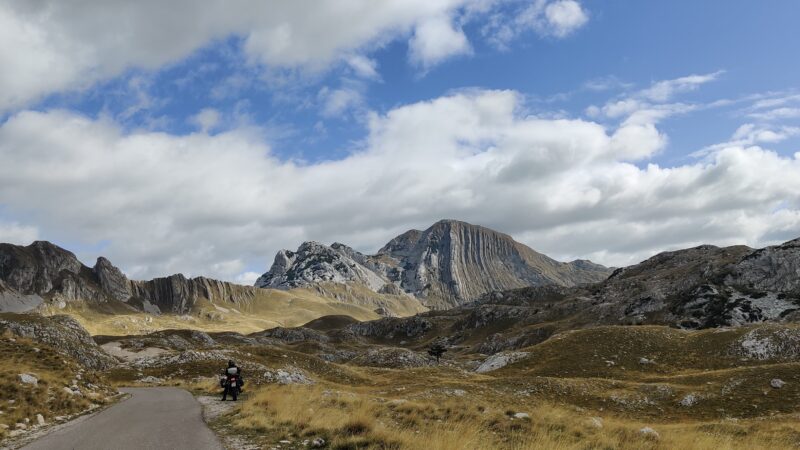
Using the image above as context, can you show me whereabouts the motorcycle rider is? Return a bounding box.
[221,359,243,401]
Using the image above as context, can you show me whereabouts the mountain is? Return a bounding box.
[256,219,611,308]
[303,236,800,356]
[0,241,420,333]
[0,241,258,314]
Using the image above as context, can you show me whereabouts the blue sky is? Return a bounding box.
[0,0,799,283]
[30,0,800,163]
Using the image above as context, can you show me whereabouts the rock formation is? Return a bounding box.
[256,219,611,308]
[0,241,263,315]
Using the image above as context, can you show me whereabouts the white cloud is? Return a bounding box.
[346,55,381,80]
[693,123,800,157]
[485,0,589,47]
[190,108,222,133]
[0,0,499,112]
[542,0,589,38]
[409,15,472,69]
[587,72,722,127]
[639,71,723,102]
[749,107,800,121]
[1,89,799,281]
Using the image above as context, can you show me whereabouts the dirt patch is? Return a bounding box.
[101,342,169,362]
[197,396,260,450]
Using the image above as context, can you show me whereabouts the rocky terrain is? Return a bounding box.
[0,313,120,443]
[257,220,611,308]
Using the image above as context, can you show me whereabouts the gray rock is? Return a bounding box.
[19,373,38,386]
[475,352,529,373]
[130,273,264,315]
[679,393,698,407]
[771,378,786,389]
[350,347,433,369]
[93,257,132,302]
[36,414,45,426]
[263,368,312,385]
[138,376,163,384]
[639,427,659,438]
[587,417,603,428]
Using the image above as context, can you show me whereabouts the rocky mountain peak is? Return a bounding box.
[93,256,131,302]
[0,241,84,296]
[256,220,612,308]
[378,229,422,257]
[255,240,386,291]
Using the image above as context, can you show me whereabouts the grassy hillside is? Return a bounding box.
[0,320,117,441]
[43,284,425,336]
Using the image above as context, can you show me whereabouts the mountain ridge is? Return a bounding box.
[256,219,612,308]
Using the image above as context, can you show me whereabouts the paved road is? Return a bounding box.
[22,388,223,450]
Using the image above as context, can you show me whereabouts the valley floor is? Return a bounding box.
[4,312,800,449]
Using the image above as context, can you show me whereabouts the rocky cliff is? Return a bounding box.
[256,220,612,308]
[0,241,263,315]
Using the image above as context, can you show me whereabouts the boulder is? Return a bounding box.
[771,378,786,389]
[679,393,698,407]
[19,373,38,386]
[476,352,529,373]
[639,427,659,439]
[587,417,603,428]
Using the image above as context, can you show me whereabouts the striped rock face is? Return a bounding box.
[255,219,612,309]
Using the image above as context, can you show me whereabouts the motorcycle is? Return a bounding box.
[220,369,243,401]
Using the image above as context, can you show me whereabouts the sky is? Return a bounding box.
[0,0,799,284]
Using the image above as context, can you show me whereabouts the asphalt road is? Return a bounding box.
[21,387,224,450]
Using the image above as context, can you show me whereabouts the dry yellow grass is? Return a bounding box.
[217,381,800,450]
[42,289,387,336]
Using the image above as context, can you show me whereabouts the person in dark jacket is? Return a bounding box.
[221,360,243,401]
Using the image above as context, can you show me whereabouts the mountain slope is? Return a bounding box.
[256,219,611,308]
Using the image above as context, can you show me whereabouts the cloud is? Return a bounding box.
[748,107,800,121]
[1,88,799,282]
[587,72,722,128]
[0,0,504,112]
[693,123,800,157]
[346,55,381,80]
[190,108,222,133]
[639,71,723,102]
[318,79,368,118]
[540,0,589,38]
[484,0,589,48]
[409,15,472,69]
